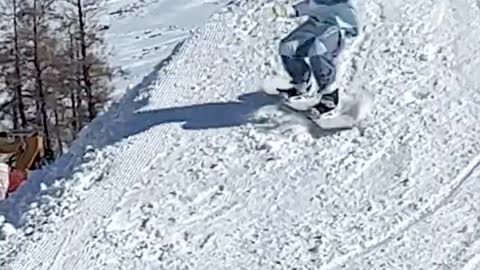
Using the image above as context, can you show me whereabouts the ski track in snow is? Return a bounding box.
[2,0,480,269]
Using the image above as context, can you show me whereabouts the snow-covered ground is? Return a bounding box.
[2,0,480,269]
[101,0,226,98]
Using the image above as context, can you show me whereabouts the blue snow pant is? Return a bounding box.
[279,18,344,93]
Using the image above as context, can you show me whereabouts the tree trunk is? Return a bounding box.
[53,107,63,154]
[74,34,84,129]
[70,90,78,131]
[68,32,78,132]
[11,99,18,129]
[76,0,95,121]
[13,0,27,127]
[33,0,51,150]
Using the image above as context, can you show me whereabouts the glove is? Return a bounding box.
[266,4,296,18]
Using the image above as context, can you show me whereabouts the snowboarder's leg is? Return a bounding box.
[278,55,311,96]
[278,19,321,95]
[305,27,345,114]
[308,26,343,93]
[310,54,336,93]
[308,54,339,114]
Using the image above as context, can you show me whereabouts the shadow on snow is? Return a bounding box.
[119,91,275,133]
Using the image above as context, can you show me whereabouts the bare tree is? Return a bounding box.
[17,0,57,149]
[0,0,112,159]
[63,0,109,121]
[0,0,28,128]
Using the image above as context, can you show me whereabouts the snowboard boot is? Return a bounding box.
[308,88,339,119]
[276,80,312,99]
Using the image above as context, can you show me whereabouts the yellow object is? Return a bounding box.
[0,131,45,172]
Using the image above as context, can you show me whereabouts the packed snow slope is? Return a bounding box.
[102,0,227,98]
[2,0,480,269]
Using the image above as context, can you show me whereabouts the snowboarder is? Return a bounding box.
[268,0,359,116]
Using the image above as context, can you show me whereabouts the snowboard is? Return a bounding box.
[260,75,374,130]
